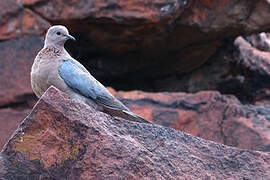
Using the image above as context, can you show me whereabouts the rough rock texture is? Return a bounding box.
[0,0,49,40]
[0,37,42,106]
[22,0,270,82]
[0,37,41,149]
[246,32,270,52]
[109,88,270,152]
[226,33,270,104]
[0,108,30,149]
[1,87,270,179]
[1,0,270,161]
[151,32,270,104]
[0,0,270,93]
[0,0,270,95]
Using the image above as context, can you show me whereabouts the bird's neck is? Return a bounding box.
[44,41,65,49]
[38,45,64,58]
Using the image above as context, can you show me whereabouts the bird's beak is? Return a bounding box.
[65,34,76,41]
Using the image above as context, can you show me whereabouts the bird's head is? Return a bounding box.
[44,25,76,48]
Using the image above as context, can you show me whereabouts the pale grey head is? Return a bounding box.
[44,25,76,48]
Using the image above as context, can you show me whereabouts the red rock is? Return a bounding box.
[0,37,43,106]
[0,0,22,40]
[0,0,50,40]
[0,92,36,149]
[0,108,31,149]
[21,9,50,37]
[1,0,270,106]
[109,89,270,151]
[29,0,270,79]
[1,86,270,179]
[233,36,270,77]
[179,0,270,33]
[228,34,270,105]
[32,0,270,32]
[22,0,46,6]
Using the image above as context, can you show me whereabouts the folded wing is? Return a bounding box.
[58,59,129,111]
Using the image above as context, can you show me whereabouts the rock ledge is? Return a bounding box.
[1,86,270,179]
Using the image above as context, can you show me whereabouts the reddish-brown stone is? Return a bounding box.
[0,37,43,106]
[233,36,270,77]
[21,0,46,6]
[227,34,270,105]
[21,9,50,37]
[0,108,31,149]
[0,0,22,40]
[0,0,270,104]
[109,88,270,151]
[0,0,50,40]
[28,0,270,79]
[179,0,270,33]
[1,86,270,179]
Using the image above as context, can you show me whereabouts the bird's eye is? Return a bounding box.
[56,32,61,35]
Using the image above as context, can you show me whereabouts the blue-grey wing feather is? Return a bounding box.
[58,59,128,111]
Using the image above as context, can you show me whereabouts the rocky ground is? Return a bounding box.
[1,87,270,179]
[1,0,270,178]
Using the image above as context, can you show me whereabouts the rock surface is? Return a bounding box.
[0,108,30,149]
[0,0,270,96]
[1,0,270,83]
[0,0,49,40]
[62,0,270,82]
[0,0,270,162]
[227,33,270,104]
[109,88,270,152]
[0,36,41,149]
[2,86,270,152]
[1,86,270,179]
[0,37,42,106]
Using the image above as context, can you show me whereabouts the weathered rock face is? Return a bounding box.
[66,0,270,81]
[1,87,270,179]
[0,0,270,163]
[0,36,41,149]
[2,86,270,152]
[0,108,31,149]
[225,33,270,105]
[1,0,270,93]
[0,37,42,106]
[109,88,270,152]
[5,0,268,82]
[0,0,49,40]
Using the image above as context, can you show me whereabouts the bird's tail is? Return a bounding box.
[122,110,150,124]
[103,106,150,124]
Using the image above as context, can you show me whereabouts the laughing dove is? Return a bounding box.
[31,25,149,123]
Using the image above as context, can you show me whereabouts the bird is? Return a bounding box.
[31,25,150,124]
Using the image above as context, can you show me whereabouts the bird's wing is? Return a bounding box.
[58,59,129,111]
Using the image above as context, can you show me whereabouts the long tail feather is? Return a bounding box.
[123,110,150,124]
[103,106,150,123]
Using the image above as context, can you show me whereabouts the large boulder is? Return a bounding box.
[0,37,42,106]
[1,0,270,101]
[110,88,270,151]
[0,108,30,149]
[1,0,270,157]
[13,0,270,81]
[1,86,270,152]
[1,86,270,179]
[0,37,41,149]
[0,0,49,40]
[0,1,48,146]
[217,33,270,106]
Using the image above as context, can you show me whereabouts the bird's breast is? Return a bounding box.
[31,58,62,98]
